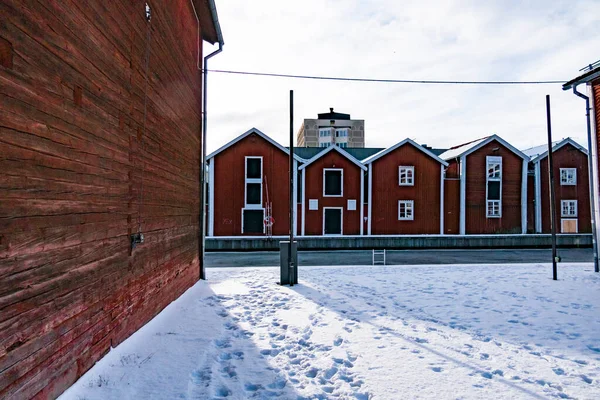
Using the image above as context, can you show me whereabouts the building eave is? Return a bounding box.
[298,146,367,171]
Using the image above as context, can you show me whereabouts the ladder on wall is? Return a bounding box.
[264,176,273,238]
[372,249,386,266]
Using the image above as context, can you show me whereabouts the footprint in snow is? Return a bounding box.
[431,367,443,372]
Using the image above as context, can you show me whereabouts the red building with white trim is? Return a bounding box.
[523,138,591,233]
[207,128,301,237]
[363,139,448,235]
[440,135,529,234]
[300,146,366,236]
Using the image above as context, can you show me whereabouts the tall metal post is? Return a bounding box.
[546,95,558,281]
[289,90,295,286]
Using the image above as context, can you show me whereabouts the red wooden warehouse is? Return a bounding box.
[440,135,529,235]
[300,146,367,236]
[363,139,448,235]
[523,138,591,233]
[0,1,222,398]
[207,128,302,237]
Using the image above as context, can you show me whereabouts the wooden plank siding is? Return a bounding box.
[0,0,214,398]
[465,140,524,234]
[527,173,535,233]
[594,81,600,191]
[303,152,362,235]
[537,144,591,233]
[444,177,460,235]
[212,133,291,236]
[370,143,442,234]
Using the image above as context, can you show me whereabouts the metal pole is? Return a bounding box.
[573,85,600,273]
[546,95,558,280]
[289,90,295,286]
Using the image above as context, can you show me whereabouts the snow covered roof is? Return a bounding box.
[298,145,367,171]
[439,135,529,161]
[206,128,304,162]
[522,138,588,163]
[362,138,448,166]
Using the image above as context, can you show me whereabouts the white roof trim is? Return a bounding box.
[362,138,448,166]
[527,138,588,164]
[206,127,304,162]
[298,145,367,171]
[439,134,529,161]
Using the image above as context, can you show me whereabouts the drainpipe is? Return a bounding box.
[195,0,224,280]
[573,84,599,273]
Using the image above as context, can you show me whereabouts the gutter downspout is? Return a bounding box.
[194,0,224,280]
[573,84,599,273]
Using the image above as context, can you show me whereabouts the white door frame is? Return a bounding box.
[323,207,343,236]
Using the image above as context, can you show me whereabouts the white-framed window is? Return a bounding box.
[309,199,319,210]
[561,200,577,217]
[337,142,348,148]
[398,200,414,220]
[486,156,502,218]
[245,156,262,208]
[319,142,331,148]
[398,166,414,186]
[319,128,332,137]
[335,129,348,138]
[323,168,343,197]
[560,168,577,185]
[487,200,501,217]
[347,199,357,211]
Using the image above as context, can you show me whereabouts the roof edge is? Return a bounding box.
[298,145,367,171]
[530,138,588,163]
[362,138,448,166]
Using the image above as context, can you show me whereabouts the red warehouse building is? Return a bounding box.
[363,139,448,235]
[523,138,591,234]
[440,135,529,235]
[207,128,302,237]
[0,0,222,398]
[300,146,366,236]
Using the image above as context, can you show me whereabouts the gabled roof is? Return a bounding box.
[206,128,304,162]
[293,147,384,161]
[298,145,367,171]
[362,138,448,166]
[522,138,588,163]
[439,134,529,161]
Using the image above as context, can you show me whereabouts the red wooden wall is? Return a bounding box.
[465,140,524,234]
[527,173,535,233]
[0,1,213,398]
[594,81,600,192]
[444,178,460,235]
[212,133,292,236]
[538,145,591,233]
[303,152,362,235]
[370,144,442,234]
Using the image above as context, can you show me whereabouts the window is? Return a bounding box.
[319,128,332,137]
[398,200,414,220]
[560,168,577,185]
[320,142,331,148]
[335,129,348,137]
[337,142,347,148]
[561,200,577,217]
[323,169,343,197]
[399,166,414,186]
[486,156,502,218]
[245,157,262,208]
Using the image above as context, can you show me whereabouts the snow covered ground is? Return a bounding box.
[60,263,600,400]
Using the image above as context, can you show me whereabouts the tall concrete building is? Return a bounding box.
[297,108,365,148]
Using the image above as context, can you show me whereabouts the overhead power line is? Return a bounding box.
[206,69,565,85]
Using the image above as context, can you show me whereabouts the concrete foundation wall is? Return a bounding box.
[206,234,592,251]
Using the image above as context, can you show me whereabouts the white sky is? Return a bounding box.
[204,0,599,153]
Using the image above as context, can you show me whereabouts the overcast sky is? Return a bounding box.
[205,0,599,153]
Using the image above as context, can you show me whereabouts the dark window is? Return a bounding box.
[243,210,264,234]
[488,181,500,200]
[246,158,261,179]
[324,170,342,196]
[246,183,261,205]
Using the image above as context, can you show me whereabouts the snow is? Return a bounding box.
[59,263,600,400]
[438,137,488,161]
